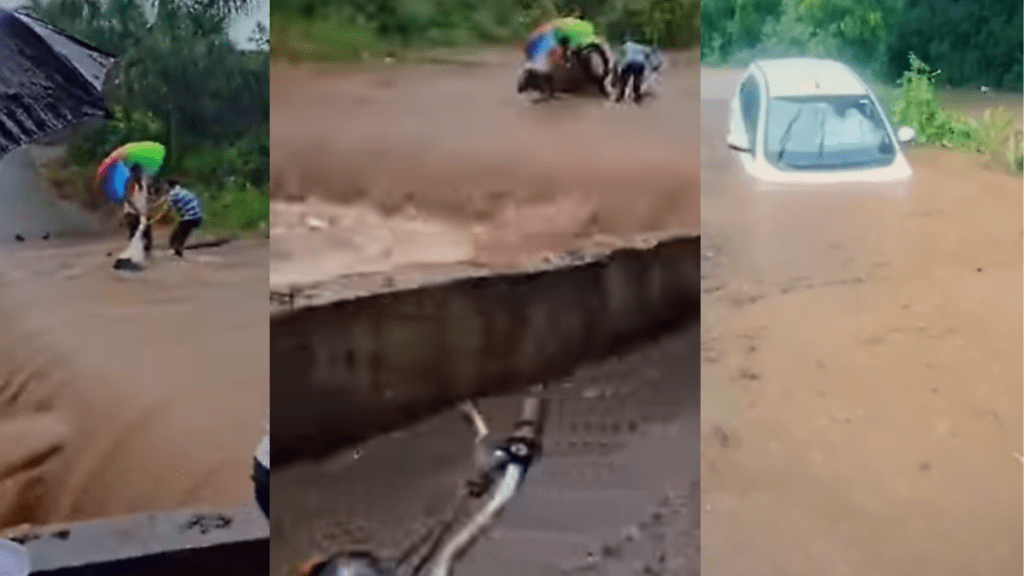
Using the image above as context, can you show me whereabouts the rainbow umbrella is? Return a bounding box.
[95,141,166,203]
[550,17,599,48]
[524,17,600,62]
[525,22,557,62]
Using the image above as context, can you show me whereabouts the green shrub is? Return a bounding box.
[1005,127,1024,175]
[199,179,269,231]
[271,14,386,61]
[890,53,1023,175]
[890,53,979,150]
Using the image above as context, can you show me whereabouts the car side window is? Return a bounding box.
[739,76,760,142]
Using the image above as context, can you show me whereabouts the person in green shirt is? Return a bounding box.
[552,18,611,97]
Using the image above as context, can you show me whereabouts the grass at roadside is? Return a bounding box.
[890,53,1023,176]
[270,15,497,65]
[271,14,390,62]
[198,179,270,232]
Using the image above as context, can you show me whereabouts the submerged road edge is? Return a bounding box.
[271,234,701,466]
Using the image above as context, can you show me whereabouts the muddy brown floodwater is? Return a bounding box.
[701,68,1023,576]
[269,49,700,290]
[0,236,268,528]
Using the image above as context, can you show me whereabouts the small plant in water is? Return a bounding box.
[891,53,978,149]
[1007,128,1024,175]
[974,106,1023,173]
[891,52,1023,176]
[976,107,1015,155]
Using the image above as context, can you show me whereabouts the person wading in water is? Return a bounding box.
[616,37,662,104]
[153,179,204,257]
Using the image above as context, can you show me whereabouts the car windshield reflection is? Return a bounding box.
[764,95,897,171]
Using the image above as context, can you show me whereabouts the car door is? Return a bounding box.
[727,69,762,154]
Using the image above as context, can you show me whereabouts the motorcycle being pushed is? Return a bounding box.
[517,41,616,99]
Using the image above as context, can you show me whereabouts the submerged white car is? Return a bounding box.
[726,58,916,184]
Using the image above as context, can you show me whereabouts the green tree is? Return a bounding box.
[28,0,269,228]
[886,0,1023,91]
[701,0,1022,91]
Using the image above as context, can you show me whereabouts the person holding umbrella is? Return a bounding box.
[122,163,152,256]
[98,142,166,269]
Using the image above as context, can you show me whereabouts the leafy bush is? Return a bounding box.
[271,14,386,61]
[176,130,269,189]
[891,53,1023,175]
[890,54,979,149]
[975,107,1019,159]
[199,179,269,231]
[1007,129,1024,175]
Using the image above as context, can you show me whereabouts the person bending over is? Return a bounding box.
[155,179,203,257]
[617,38,661,104]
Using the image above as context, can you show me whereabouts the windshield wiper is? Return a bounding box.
[776,109,803,163]
[817,112,826,158]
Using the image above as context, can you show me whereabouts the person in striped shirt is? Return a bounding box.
[156,179,203,257]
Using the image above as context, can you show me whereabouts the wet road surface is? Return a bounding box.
[271,323,699,576]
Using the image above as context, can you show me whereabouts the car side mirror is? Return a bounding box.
[897,126,916,144]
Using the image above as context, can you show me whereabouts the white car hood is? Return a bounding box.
[737,151,913,185]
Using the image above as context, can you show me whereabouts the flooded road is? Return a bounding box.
[269,49,700,290]
[0,147,98,241]
[0,236,268,527]
[269,49,703,575]
[271,322,699,576]
[701,68,1023,575]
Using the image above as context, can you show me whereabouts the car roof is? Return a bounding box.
[753,58,868,97]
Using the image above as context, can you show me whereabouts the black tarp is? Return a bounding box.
[0,9,114,157]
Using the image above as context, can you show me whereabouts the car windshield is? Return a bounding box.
[763,95,896,171]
